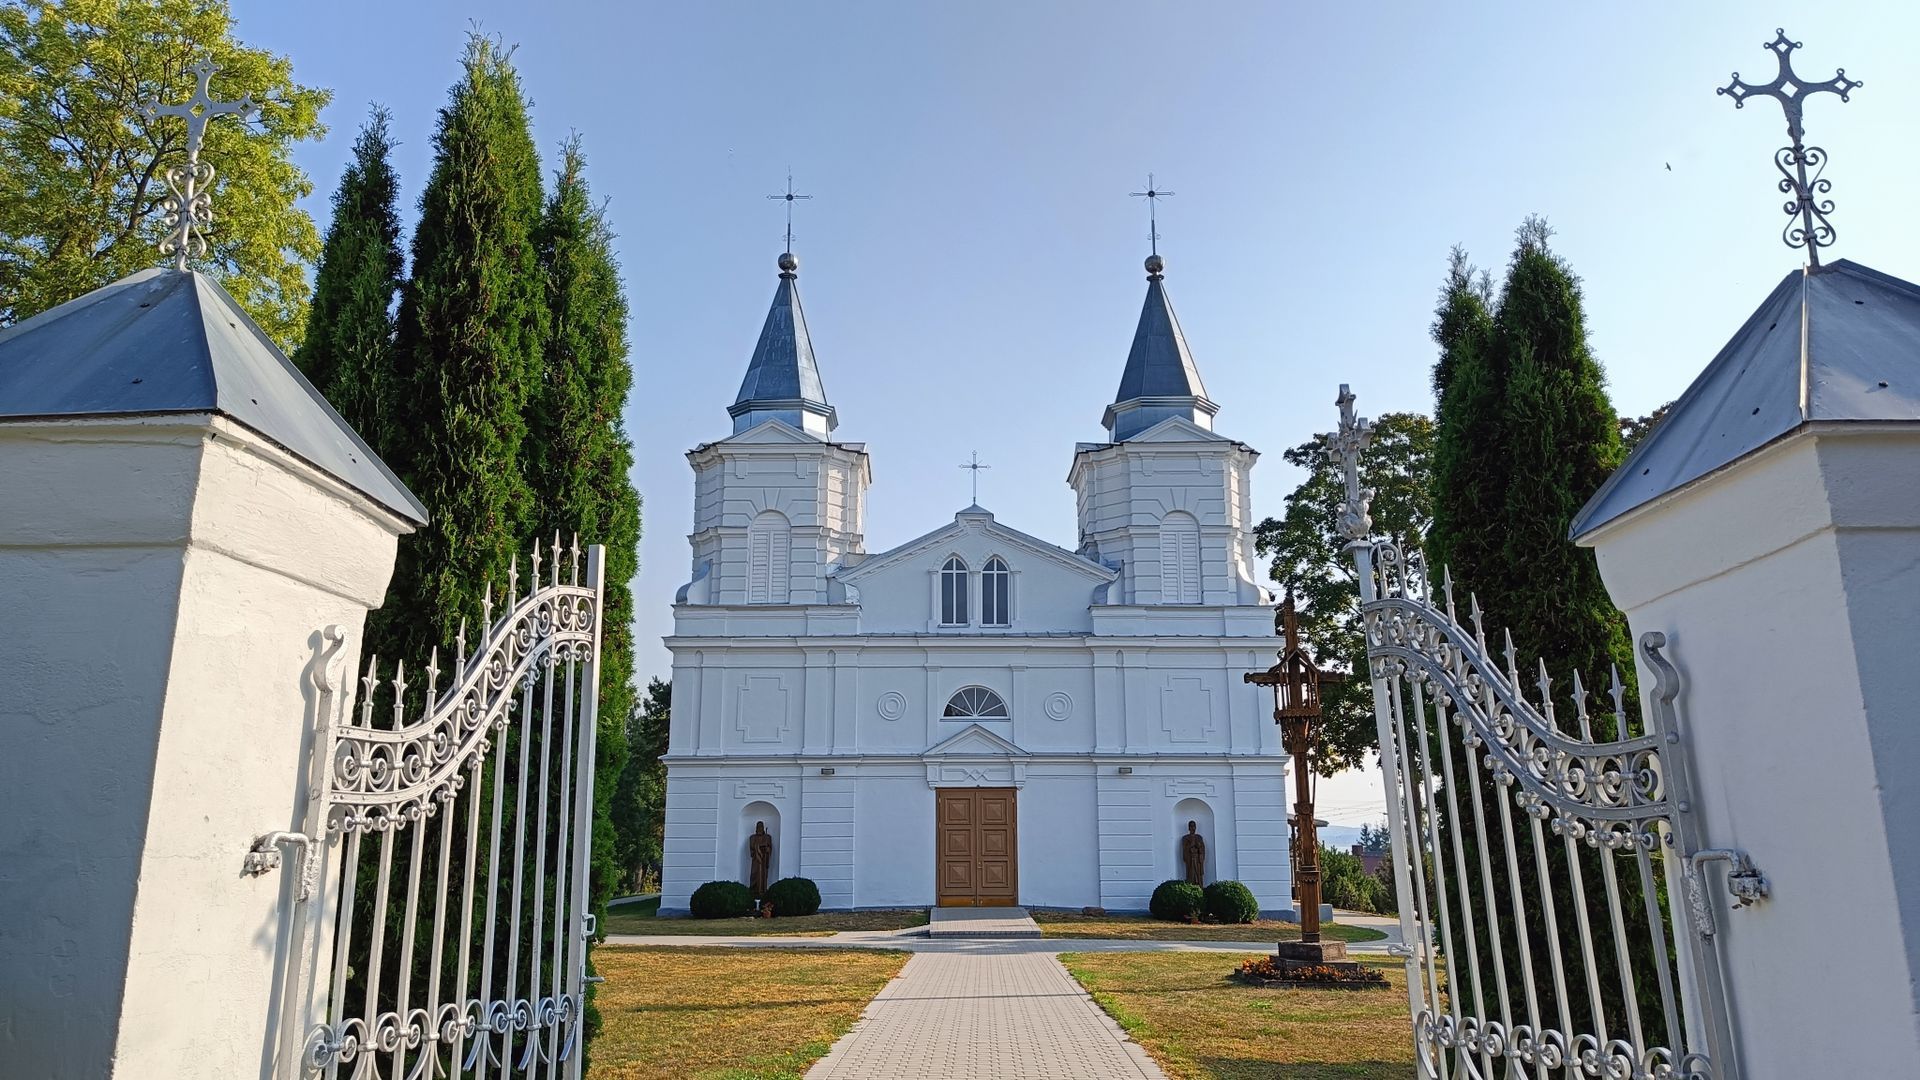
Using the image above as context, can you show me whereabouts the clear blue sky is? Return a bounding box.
[234,2,1917,823]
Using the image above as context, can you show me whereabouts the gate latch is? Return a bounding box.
[1685,848,1769,938]
[245,831,320,902]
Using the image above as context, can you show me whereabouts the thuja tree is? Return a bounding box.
[293,107,403,447]
[374,33,547,668]
[1253,410,1434,774]
[611,679,672,893]
[527,136,642,1047]
[1426,219,1657,1044]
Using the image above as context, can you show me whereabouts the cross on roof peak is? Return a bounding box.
[141,58,257,272]
[1717,29,1861,266]
[766,171,813,257]
[1129,173,1175,263]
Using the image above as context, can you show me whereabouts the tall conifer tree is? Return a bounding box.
[294,107,403,449]
[376,35,547,666]
[528,138,642,1043]
[1426,245,1499,587]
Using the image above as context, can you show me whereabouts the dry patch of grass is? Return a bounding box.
[591,946,907,1080]
[1061,951,1412,1080]
[1034,911,1387,944]
[602,899,927,938]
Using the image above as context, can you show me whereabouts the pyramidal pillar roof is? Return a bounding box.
[1102,254,1218,441]
[729,251,837,438]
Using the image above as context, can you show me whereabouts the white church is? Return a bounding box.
[660,248,1293,913]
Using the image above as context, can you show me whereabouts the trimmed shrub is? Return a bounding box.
[688,880,753,919]
[1149,879,1206,922]
[1204,879,1259,924]
[764,876,822,917]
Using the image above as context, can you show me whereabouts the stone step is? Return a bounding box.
[927,906,1043,939]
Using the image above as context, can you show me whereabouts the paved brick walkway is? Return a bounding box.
[805,948,1168,1079]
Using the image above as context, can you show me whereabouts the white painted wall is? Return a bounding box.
[0,416,407,1079]
[1581,426,1920,1078]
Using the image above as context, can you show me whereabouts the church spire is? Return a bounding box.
[1102,253,1217,441]
[729,250,837,437]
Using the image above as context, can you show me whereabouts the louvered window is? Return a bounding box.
[940,556,969,625]
[1159,512,1201,604]
[747,511,790,604]
[981,557,1011,627]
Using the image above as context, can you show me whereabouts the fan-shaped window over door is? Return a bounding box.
[1159,511,1201,603]
[944,686,1010,719]
[941,556,969,625]
[981,557,1011,626]
[747,510,791,604]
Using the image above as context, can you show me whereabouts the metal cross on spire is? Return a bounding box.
[1717,29,1862,267]
[141,59,257,272]
[766,171,813,254]
[960,451,991,505]
[1129,173,1174,257]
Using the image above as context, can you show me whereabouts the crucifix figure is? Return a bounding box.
[1717,29,1861,265]
[1322,385,1375,543]
[1129,173,1174,260]
[766,172,813,254]
[960,451,990,505]
[142,59,257,272]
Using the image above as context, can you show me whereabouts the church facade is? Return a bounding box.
[659,249,1293,913]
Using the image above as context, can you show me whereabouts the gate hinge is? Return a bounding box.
[245,830,320,902]
[1685,848,1769,938]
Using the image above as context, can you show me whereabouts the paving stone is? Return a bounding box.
[926,905,1043,939]
[806,947,1167,1079]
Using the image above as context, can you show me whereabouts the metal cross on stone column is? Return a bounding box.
[1717,29,1861,266]
[1323,384,1375,543]
[141,59,258,272]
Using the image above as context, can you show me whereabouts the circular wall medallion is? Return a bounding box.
[1044,691,1073,722]
[876,691,908,722]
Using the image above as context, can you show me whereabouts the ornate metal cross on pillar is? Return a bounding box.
[1717,29,1861,267]
[141,59,257,272]
[1323,384,1375,544]
[1129,173,1175,259]
[766,172,813,255]
[959,451,991,505]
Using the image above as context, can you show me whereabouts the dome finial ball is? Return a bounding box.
[778,251,799,273]
[1145,254,1165,276]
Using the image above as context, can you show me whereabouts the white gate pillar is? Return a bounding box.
[1580,426,1920,1076]
[0,269,426,1079]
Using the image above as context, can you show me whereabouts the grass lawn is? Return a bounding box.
[1033,911,1387,944]
[590,945,906,1080]
[602,897,929,937]
[1061,951,1413,1079]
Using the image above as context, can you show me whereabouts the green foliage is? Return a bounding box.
[293,106,402,445]
[526,134,642,951]
[1252,411,1435,774]
[1202,880,1259,925]
[372,33,546,673]
[0,0,328,351]
[1319,845,1387,915]
[689,880,754,920]
[611,679,670,892]
[1355,821,1390,855]
[1427,218,1658,1039]
[1619,401,1672,456]
[1149,880,1206,922]
[764,877,822,917]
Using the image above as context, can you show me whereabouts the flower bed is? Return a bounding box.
[1231,954,1390,989]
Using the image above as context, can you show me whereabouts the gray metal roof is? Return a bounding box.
[729,256,835,434]
[0,267,427,526]
[1572,258,1920,540]
[1103,260,1218,440]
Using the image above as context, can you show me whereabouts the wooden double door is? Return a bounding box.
[936,787,1018,907]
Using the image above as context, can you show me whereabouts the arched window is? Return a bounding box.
[981,556,1011,626]
[747,510,790,604]
[1159,511,1201,604]
[940,556,969,625]
[943,686,1009,719]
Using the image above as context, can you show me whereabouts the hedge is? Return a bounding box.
[689,880,754,919]
[1149,879,1206,922]
[763,876,822,917]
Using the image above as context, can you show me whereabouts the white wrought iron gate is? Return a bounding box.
[259,540,606,1079]
[1324,389,1761,1080]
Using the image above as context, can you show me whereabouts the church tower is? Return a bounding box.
[679,252,870,606]
[1069,254,1266,608]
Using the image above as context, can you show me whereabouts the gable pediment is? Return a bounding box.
[1127,415,1232,443]
[924,723,1029,759]
[834,510,1115,586]
[721,417,819,444]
